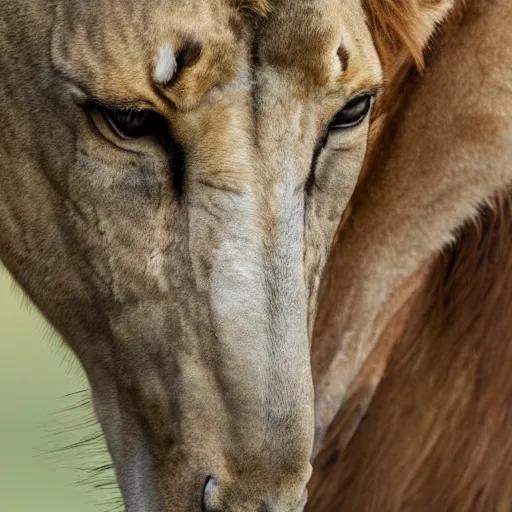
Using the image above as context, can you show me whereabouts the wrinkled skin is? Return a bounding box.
[0,0,381,510]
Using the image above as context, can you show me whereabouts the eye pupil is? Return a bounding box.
[101,107,164,139]
[329,94,373,130]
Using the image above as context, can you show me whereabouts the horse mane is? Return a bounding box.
[365,0,455,71]
[349,0,458,206]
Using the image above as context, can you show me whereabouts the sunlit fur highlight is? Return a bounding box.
[309,195,512,511]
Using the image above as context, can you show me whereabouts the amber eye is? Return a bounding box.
[99,106,167,139]
[329,94,373,130]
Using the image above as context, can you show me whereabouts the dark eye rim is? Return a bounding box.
[93,103,167,140]
[104,107,145,140]
[328,93,375,131]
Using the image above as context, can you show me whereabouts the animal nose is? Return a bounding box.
[201,476,272,512]
[201,476,286,512]
[201,475,217,511]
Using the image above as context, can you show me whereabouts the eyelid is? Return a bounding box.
[103,109,131,139]
[354,84,383,99]
[85,107,153,154]
[96,102,172,140]
[90,98,157,113]
[344,88,379,107]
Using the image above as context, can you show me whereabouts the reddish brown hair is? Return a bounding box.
[365,0,452,70]
[309,194,512,512]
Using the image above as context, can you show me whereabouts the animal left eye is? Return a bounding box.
[329,94,373,130]
[99,106,166,139]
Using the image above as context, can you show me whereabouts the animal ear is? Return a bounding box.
[365,0,454,70]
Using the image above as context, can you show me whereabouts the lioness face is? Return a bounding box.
[0,0,381,510]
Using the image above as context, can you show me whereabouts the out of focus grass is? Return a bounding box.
[0,267,119,511]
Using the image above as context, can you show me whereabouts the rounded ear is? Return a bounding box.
[365,0,454,70]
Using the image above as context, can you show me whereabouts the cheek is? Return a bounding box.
[313,134,368,211]
[303,136,369,328]
[73,108,176,199]
[70,127,180,241]
[65,151,186,303]
[75,137,171,200]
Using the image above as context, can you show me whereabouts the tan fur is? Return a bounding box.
[233,0,270,16]
[0,0,390,510]
[1,0,484,508]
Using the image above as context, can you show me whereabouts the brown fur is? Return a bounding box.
[2,0,488,509]
[309,196,512,512]
[362,0,455,186]
[0,0,387,510]
[333,0,454,237]
[365,0,453,71]
[311,0,512,443]
[310,0,512,509]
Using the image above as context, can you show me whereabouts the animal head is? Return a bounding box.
[0,0,450,510]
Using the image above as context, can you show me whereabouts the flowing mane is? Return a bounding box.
[365,0,453,70]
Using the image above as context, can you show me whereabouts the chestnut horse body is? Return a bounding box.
[310,0,512,510]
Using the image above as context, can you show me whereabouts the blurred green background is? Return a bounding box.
[0,266,119,511]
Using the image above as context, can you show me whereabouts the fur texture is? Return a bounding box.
[0,0,385,510]
[310,0,512,509]
[312,0,512,444]
[310,195,512,511]
[365,0,453,70]
[233,0,270,16]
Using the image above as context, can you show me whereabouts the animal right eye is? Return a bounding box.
[98,106,167,140]
[329,93,373,130]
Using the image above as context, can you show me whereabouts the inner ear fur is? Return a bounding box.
[365,0,454,71]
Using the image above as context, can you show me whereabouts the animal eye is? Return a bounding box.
[99,106,166,139]
[329,94,373,130]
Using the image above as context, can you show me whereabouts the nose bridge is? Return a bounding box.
[262,178,307,340]
[204,154,314,459]
[258,178,314,452]
[249,67,317,441]
[254,70,318,340]
[208,177,310,378]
